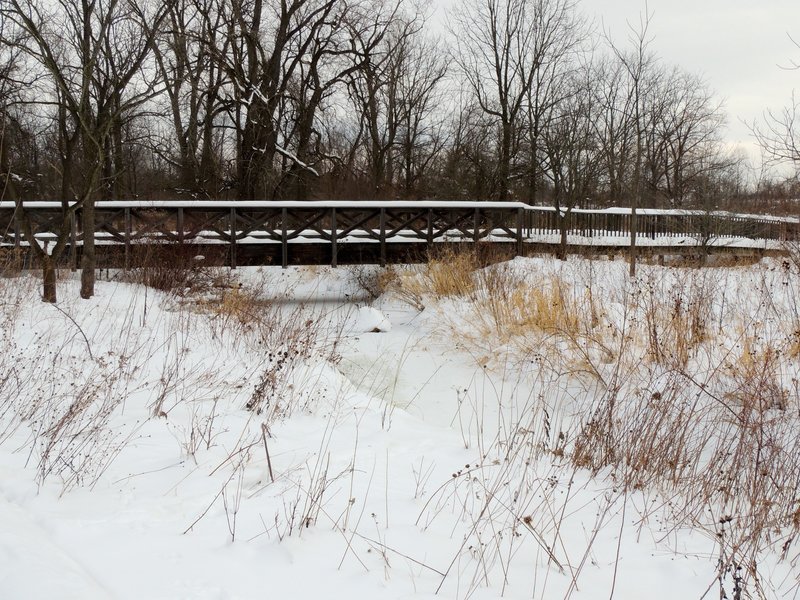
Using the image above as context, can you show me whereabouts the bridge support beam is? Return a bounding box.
[331,208,337,268]
[281,208,288,269]
[229,208,237,269]
[379,208,386,267]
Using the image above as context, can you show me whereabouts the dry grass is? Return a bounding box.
[191,276,342,415]
[121,243,227,295]
[0,247,23,278]
[349,265,401,301]
[204,286,265,329]
[567,265,799,597]
[390,249,601,345]
[639,270,715,367]
[405,246,800,597]
[0,263,344,496]
[474,269,586,340]
[399,246,480,299]
[3,244,800,597]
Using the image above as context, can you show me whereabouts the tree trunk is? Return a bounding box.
[498,122,512,201]
[112,112,125,198]
[240,103,274,200]
[80,198,95,299]
[630,145,641,278]
[199,81,219,195]
[1,131,24,276]
[527,117,540,205]
[629,205,637,277]
[559,214,569,260]
[291,91,322,201]
[630,118,643,278]
[42,257,57,303]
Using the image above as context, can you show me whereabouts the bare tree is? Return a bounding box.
[540,68,602,258]
[753,34,800,175]
[651,69,728,206]
[436,95,498,200]
[754,92,800,171]
[275,0,394,200]
[212,0,352,199]
[0,8,80,300]
[152,0,229,195]
[592,53,635,205]
[520,0,584,204]
[1,14,75,301]
[3,0,172,298]
[395,27,449,197]
[606,9,656,277]
[344,2,411,196]
[346,4,447,198]
[452,0,584,201]
[0,20,35,274]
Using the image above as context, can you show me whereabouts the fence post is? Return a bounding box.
[331,207,337,268]
[379,208,386,267]
[229,207,237,269]
[12,202,20,251]
[177,207,184,244]
[124,207,131,270]
[281,207,288,269]
[427,209,433,245]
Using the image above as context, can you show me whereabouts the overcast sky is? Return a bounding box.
[435,0,800,167]
[593,0,800,157]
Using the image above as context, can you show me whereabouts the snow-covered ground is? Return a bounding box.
[1,256,798,599]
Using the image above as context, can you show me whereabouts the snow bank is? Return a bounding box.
[345,306,392,333]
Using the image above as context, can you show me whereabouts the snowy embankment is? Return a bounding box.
[0,256,798,599]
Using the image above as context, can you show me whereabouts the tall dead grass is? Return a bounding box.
[569,265,800,597]
[408,247,800,597]
[640,270,715,367]
[396,245,480,300]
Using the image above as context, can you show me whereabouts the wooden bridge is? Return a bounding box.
[1,200,796,268]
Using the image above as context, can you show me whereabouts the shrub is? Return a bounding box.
[122,243,225,295]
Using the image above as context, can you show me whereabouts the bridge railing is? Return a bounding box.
[523,207,796,242]
[2,201,798,266]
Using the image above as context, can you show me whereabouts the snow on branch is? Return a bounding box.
[275,145,319,177]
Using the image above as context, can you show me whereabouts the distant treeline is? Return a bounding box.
[1,2,799,266]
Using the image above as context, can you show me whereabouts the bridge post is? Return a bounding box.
[124,207,131,270]
[177,208,184,244]
[281,207,288,269]
[229,207,237,269]
[379,208,386,267]
[516,208,523,256]
[473,208,480,244]
[331,207,337,268]
[12,202,20,251]
[427,209,433,246]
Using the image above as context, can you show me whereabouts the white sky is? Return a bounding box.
[434,0,800,169]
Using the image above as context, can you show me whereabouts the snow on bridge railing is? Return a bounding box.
[1,199,797,222]
[0,200,531,210]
